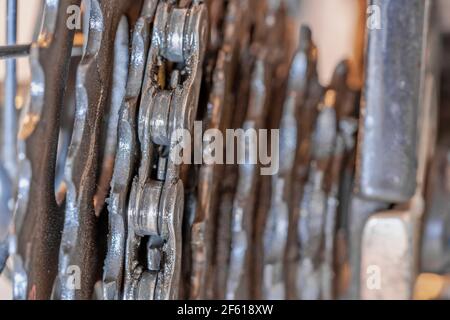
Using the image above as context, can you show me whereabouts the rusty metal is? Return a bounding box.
[259,25,315,300]
[189,0,243,300]
[212,0,256,300]
[320,61,357,300]
[53,0,131,300]
[11,0,81,300]
[225,0,290,299]
[0,0,449,302]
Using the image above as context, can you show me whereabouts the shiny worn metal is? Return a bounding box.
[94,16,129,218]
[260,25,314,300]
[1,0,448,302]
[2,0,18,181]
[213,0,255,300]
[11,0,81,300]
[0,0,17,276]
[361,1,437,299]
[123,0,208,300]
[225,0,291,300]
[283,29,322,300]
[0,44,30,59]
[54,0,131,300]
[356,0,429,203]
[103,0,159,301]
[421,143,450,274]
[320,61,357,300]
[296,90,337,300]
[189,0,243,300]
[226,57,270,299]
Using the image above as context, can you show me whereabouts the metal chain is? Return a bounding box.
[123,0,207,300]
[103,0,159,301]
[0,0,447,301]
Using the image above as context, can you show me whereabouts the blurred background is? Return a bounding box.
[0,0,363,91]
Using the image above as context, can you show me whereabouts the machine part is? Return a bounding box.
[360,3,437,299]
[94,16,129,217]
[421,144,450,274]
[212,0,255,300]
[189,0,245,300]
[356,0,428,203]
[102,0,159,300]
[260,25,314,300]
[296,91,337,300]
[0,0,448,302]
[0,44,30,59]
[347,196,389,299]
[226,57,270,300]
[2,0,17,180]
[361,2,438,299]
[123,0,207,300]
[54,0,131,300]
[320,61,357,300]
[360,205,422,300]
[12,0,81,300]
[283,27,322,299]
[226,0,289,300]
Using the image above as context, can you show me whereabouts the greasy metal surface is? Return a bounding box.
[94,16,129,218]
[225,2,278,299]
[103,0,158,300]
[320,61,357,300]
[123,0,208,300]
[356,0,428,203]
[254,0,295,300]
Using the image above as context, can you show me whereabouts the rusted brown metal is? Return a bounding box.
[14,0,81,300]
